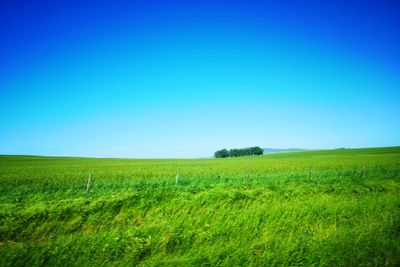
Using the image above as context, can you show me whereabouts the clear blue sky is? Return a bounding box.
[1,0,399,158]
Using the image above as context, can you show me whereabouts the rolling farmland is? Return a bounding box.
[0,147,399,266]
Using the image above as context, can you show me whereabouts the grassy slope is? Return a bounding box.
[0,147,399,266]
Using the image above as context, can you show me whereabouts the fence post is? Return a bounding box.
[175,171,179,186]
[86,174,92,194]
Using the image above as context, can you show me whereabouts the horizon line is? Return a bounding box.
[1,146,399,160]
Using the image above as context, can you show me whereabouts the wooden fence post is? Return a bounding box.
[175,171,179,186]
[86,174,92,194]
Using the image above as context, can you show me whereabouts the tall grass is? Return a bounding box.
[0,147,399,266]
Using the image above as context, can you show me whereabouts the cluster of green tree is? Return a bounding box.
[214,146,264,158]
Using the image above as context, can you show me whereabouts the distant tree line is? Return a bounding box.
[214,147,263,158]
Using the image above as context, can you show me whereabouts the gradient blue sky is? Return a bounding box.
[1,0,399,158]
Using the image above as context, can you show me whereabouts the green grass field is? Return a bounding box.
[1,147,399,266]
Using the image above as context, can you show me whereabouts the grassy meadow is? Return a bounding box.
[0,147,399,266]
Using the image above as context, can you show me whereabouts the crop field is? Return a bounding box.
[0,147,399,266]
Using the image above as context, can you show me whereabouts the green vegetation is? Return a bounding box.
[214,146,263,158]
[1,147,399,266]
